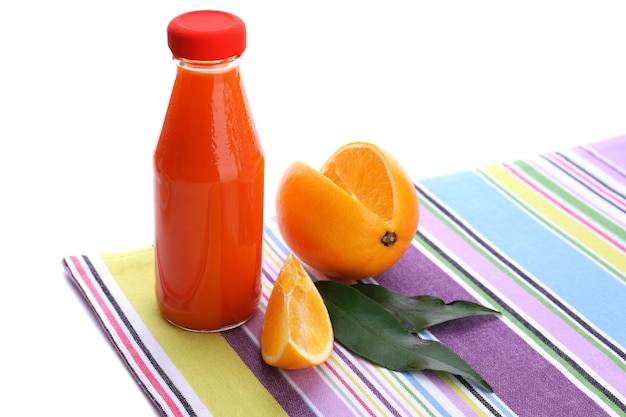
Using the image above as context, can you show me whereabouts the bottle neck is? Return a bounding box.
[173,56,242,73]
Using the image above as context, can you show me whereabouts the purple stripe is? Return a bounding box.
[221,256,359,417]
[417,206,626,395]
[571,146,626,189]
[354,360,416,416]
[262,227,419,415]
[551,151,626,210]
[242,300,358,417]
[585,135,626,172]
[221,324,316,417]
[375,244,610,417]
[331,348,404,417]
[219,262,350,416]
[423,370,482,416]
[530,157,626,228]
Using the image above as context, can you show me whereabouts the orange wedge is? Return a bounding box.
[260,254,334,369]
[276,142,419,280]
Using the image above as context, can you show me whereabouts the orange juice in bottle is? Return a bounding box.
[154,10,264,331]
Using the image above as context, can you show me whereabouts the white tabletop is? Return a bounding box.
[2,1,624,415]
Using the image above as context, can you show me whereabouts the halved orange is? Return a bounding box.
[260,254,334,369]
[276,142,419,280]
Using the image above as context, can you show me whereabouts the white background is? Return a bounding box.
[1,1,624,415]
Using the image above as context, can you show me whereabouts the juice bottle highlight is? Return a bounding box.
[154,10,264,331]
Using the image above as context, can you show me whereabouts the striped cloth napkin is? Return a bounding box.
[63,135,626,417]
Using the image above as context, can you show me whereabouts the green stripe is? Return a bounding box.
[416,195,624,415]
[316,365,370,416]
[477,170,626,284]
[388,372,437,417]
[262,234,373,415]
[418,192,626,372]
[514,160,626,241]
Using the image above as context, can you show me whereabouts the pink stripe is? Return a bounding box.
[70,256,184,417]
[425,372,478,416]
[503,163,626,254]
[243,302,357,416]
[418,208,626,395]
[260,235,412,416]
[325,361,377,417]
[259,252,386,416]
[548,153,626,209]
[571,146,626,191]
[356,362,414,416]
[526,159,626,229]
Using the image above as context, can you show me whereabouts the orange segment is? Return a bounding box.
[276,142,419,280]
[260,254,334,369]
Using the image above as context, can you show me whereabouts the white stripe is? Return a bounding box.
[558,150,626,201]
[415,229,625,417]
[530,156,626,230]
[69,254,211,417]
[477,169,626,286]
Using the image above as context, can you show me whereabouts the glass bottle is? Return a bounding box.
[154,10,264,332]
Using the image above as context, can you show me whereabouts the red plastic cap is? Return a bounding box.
[167,10,246,60]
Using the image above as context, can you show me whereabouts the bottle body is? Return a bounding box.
[154,58,264,331]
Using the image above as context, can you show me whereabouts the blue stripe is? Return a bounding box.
[418,171,626,347]
[400,371,454,417]
[264,223,456,415]
[263,223,292,258]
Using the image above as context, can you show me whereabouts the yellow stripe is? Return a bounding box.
[262,241,285,270]
[483,165,626,276]
[326,354,388,416]
[374,367,426,416]
[101,247,286,417]
[439,373,489,416]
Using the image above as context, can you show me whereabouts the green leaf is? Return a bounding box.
[315,281,493,392]
[352,283,500,333]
